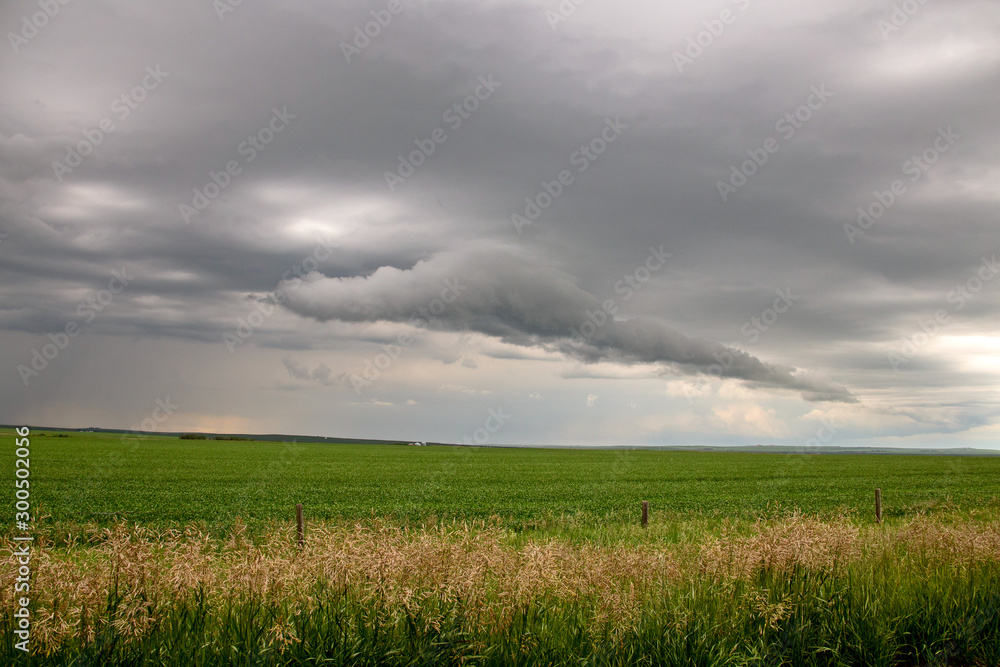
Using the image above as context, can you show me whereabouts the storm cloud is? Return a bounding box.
[1,0,998,446]
[280,246,856,402]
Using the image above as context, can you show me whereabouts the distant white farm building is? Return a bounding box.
[408,441,427,446]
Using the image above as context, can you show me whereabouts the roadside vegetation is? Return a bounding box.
[4,430,998,665]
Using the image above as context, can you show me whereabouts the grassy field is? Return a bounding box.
[6,428,1000,531]
[4,428,1000,665]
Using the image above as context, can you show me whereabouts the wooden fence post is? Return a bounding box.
[296,503,305,546]
[641,501,649,528]
[875,488,882,525]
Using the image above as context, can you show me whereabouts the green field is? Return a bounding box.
[6,428,1000,665]
[7,428,1000,530]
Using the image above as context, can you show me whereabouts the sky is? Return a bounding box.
[1,0,999,448]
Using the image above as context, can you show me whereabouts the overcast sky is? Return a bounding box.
[2,0,999,448]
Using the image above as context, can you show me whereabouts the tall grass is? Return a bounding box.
[3,514,999,666]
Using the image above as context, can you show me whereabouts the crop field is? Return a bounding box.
[5,429,1000,531]
[5,428,1000,665]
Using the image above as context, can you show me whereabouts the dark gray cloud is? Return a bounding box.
[279,245,855,402]
[1,0,998,445]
